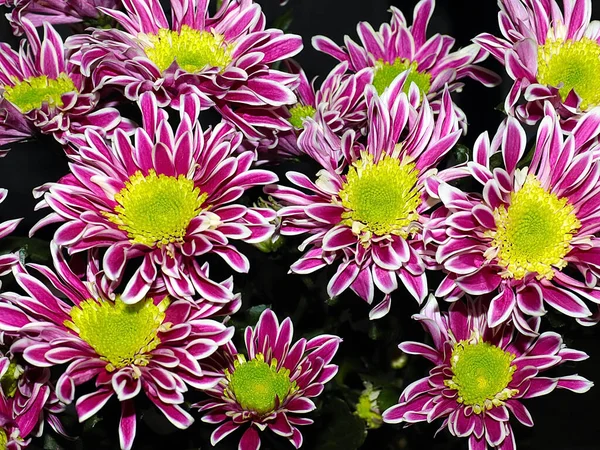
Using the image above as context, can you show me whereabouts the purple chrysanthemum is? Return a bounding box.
[313,0,500,125]
[0,243,236,450]
[33,92,277,304]
[267,75,462,319]
[0,19,128,148]
[272,61,371,160]
[429,104,600,333]
[70,0,302,121]
[195,308,341,450]
[383,296,593,450]
[475,0,600,128]
[0,0,119,35]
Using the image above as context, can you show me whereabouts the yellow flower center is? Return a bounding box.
[106,169,207,247]
[537,37,600,110]
[339,152,421,240]
[445,340,518,414]
[65,297,168,372]
[2,74,77,113]
[372,58,431,96]
[0,360,23,398]
[288,104,316,129]
[226,353,296,415]
[488,175,580,280]
[144,25,234,73]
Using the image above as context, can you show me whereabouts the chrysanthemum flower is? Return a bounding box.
[475,0,600,127]
[267,75,462,319]
[273,61,371,159]
[0,189,22,280]
[313,0,500,116]
[430,105,600,333]
[0,0,119,35]
[0,19,128,147]
[70,0,302,117]
[0,243,235,450]
[0,342,66,449]
[33,92,277,304]
[383,296,593,450]
[195,308,341,450]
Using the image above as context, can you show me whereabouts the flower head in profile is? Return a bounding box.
[475,0,600,128]
[0,0,119,35]
[272,61,371,160]
[268,75,462,319]
[0,188,22,280]
[313,0,500,124]
[0,19,127,148]
[430,104,600,333]
[33,92,277,304]
[71,0,302,122]
[383,296,593,450]
[0,244,235,450]
[195,308,341,450]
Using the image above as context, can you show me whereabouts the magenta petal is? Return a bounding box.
[488,288,515,328]
[239,426,261,450]
[119,400,137,450]
[211,421,239,445]
[456,267,502,295]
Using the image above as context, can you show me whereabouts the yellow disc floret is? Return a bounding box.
[288,104,316,129]
[65,297,169,372]
[372,58,431,96]
[537,37,600,110]
[488,175,580,280]
[144,25,234,73]
[445,340,518,414]
[3,73,77,113]
[339,152,421,241]
[106,169,207,248]
[226,353,297,415]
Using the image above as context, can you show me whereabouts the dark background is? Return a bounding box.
[1,1,600,449]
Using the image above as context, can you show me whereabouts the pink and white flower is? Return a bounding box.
[313,0,500,126]
[267,75,462,319]
[33,92,277,304]
[475,0,600,128]
[70,0,302,122]
[383,296,593,450]
[195,308,341,450]
[0,19,128,147]
[430,104,600,333]
[0,244,235,450]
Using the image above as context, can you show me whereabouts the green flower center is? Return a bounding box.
[372,58,431,96]
[106,169,207,247]
[144,25,234,73]
[65,297,168,371]
[2,74,77,113]
[537,37,600,110]
[339,152,421,239]
[445,340,518,414]
[0,360,23,398]
[227,354,296,415]
[0,427,7,450]
[489,175,580,280]
[288,104,316,129]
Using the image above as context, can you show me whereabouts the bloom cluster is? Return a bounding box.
[0,0,597,449]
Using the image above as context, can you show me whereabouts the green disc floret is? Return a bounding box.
[372,58,431,96]
[3,74,77,113]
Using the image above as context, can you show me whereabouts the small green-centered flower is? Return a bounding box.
[355,382,383,429]
[372,59,431,96]
[288,104,317,129]
[195,308,342,450]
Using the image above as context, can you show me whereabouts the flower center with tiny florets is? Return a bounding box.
[144,25,234,73]
[226,353,296,415]
[106,169,207,248]
[372,58,431,96]
[445,340,518,414]
[2,74,77,113]
[65,297,169,372]
[288,104,316,129]
[339,152,421,240]
[0,360,23,398]
[537,37,600,110]
[488,175,580,280]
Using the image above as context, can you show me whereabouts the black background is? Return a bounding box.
[1,1,600,449]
